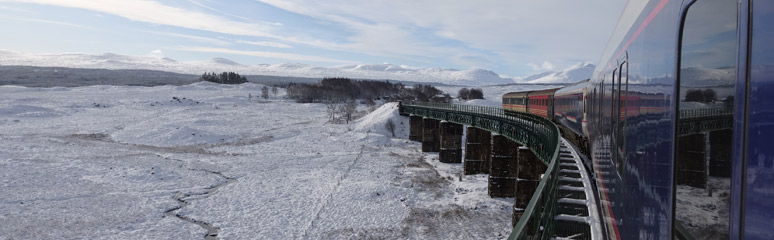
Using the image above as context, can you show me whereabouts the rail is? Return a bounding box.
[398,102,561,239]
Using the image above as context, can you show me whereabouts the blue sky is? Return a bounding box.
[0,0,626,77]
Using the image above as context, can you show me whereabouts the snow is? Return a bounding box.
[1,50,591,86]
[353,102,408,139]
[520,62,595,84]
[0,82,514,239]
[675,177,731,240]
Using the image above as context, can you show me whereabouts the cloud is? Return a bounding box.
[143,31,232,46]
[0,5,34,13]
[453,54,495,69]
[2,0,626,76]
[256,0,625,75]
[183,0,250,21]
[1,0,348,54]
[528,61,555,71]
[541,61,555,71]
[3,0,277,38]
[178,46,352,64]
[147,49,163,58]
[237,40,292,49]
[0,15,94,30]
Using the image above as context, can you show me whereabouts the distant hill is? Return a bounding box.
[0,50,596,86]
[0,66,198,87]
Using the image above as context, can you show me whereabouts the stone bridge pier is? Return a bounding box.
[465,127,491,175]
[677,129,733,188]
[439,122,463,163]
[409,115,423,142]
[489,135,519,198]
[512,146,546,226]
[677,133,707,188]
[421,118,440,152]
[709,129,732,177]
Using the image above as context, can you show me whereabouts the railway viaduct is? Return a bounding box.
[398,101,734,239]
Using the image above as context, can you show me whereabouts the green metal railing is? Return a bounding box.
[399,102,561,239]
[678,107,734,136]
[679,106,733,119]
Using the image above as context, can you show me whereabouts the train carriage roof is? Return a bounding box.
[503,91,530,98]
[528,88,561,97]
[554,79,590,97]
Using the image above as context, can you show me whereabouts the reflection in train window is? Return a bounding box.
[674,0,736,239]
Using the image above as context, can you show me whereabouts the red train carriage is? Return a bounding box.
[527,88,560,120]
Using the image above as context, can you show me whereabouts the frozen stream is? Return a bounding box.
[0,82,514,239]
[163,163,237,240]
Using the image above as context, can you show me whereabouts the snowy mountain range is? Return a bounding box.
[680,66,735,87]
[518,62,595,84]
[0,50,594,86]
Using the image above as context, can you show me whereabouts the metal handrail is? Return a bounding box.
[399,101,561,239]
[679,106,733,119]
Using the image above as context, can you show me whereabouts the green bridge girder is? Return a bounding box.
[678,107,734,136]
[399,102,561,240]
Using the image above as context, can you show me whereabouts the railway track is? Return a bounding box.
[552,138,602,240]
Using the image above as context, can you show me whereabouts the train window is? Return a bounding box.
[674,0,736,239]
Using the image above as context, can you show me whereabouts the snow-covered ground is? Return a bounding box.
[0,82,514,239]
[675,177,731,240]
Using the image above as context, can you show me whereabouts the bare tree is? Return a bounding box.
[326,102,338,122]
[385,119,396,137]
[271,86,278,98]
[261,86,270,100]
[344,99,357,124]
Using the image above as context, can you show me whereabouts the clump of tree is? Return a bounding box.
[398,84,449,103]
[286,77,449,104]
[457,88,484,100]
[200,72,248,84]
[685,89,717,103]
[287,78,393,103]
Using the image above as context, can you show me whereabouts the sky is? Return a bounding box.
[0,0,627,77]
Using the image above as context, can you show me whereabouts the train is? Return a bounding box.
[502,0,774,239]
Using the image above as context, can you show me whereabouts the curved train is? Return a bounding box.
[502,0,774,239]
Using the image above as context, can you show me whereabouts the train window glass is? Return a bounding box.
[674,0,736,239]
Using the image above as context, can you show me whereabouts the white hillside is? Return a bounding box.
[0,82,515,239]
[525,62,595,84]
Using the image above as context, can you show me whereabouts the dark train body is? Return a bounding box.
[502,0,774,238]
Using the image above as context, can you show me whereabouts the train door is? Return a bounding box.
[590,87,596,135]
[673,0,737,238]
[609,68,619,174]
[594,82,605,133]
[616,60,628,171]
[732,1,774,238]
